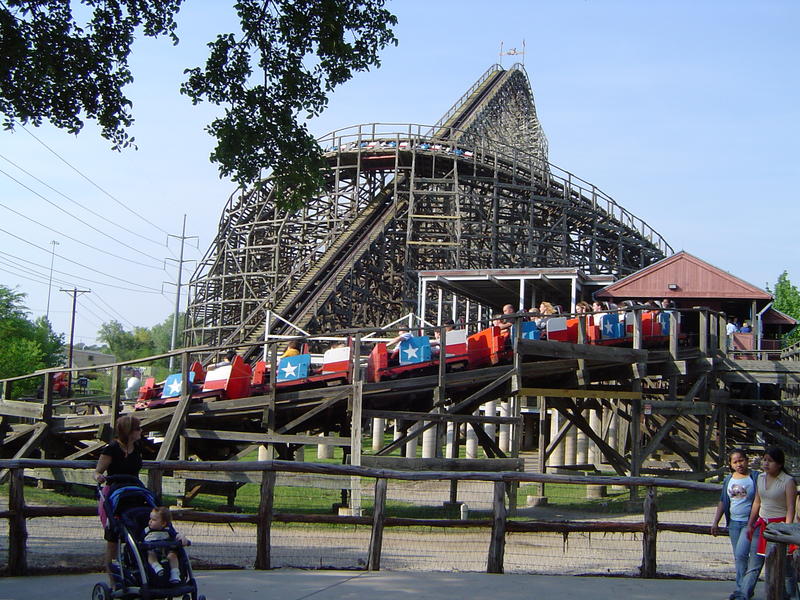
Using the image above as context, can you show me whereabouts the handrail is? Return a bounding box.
[315,123,672,257]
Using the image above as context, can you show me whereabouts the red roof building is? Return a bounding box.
[595,251,796,345]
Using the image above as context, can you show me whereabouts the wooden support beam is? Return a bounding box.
[362,409,520,425]
[156,353,193,461]
[182,429,352,447]
[361,456,524,471]
[518,387,643,400]
[276,388,350,434]
[728,408,800,453]
[367,477,387,570]
[254,470,276,570]
[470,420,506,459]
[557,401,629,475]
[0,400,44,420]
[518,339,648,363]
[487,481,507,574]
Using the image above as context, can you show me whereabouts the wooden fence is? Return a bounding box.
[0,458,735,577]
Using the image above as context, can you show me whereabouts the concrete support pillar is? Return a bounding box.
[317,433,333,460]
[607,406,619,455]
[294,445,304,462]
[405,421,419,458]
[466,412,478,458]
[499,401,510,453]
[372,418,385,452]
[564,422,577,466]
[589,409,602,466]
[393,419,403,442]
[483,401,496,441]
[548,410,564,468]
[576,409,589,465]
[422,422,436,458]
[446,422,456,459]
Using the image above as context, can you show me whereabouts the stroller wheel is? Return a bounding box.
[91,582,111,600]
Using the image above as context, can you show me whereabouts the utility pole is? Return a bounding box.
[45,240,59,321]
[165,215,198,370]
[60,287,90,396]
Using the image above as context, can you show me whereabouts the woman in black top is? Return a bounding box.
[94,415,143,574]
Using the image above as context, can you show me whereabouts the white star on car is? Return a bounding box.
[281,362,298,378]
[604,320,615,335]
[403,346,419,360]
[168,379,182,395]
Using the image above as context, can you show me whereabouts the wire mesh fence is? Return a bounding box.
[1,459,734,581]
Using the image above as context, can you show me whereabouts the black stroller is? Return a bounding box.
[93,475,205,600]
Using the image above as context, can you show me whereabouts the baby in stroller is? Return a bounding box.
[144,506,190,584]
[94,475,203,600]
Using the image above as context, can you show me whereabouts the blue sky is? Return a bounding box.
[1,0,797,346]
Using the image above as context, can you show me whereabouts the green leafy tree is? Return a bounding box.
[1,0,397,207]
[0,338,44,398]
[0,284,64,397]
[769,271,800,344]
[97,319,157,361]
[149,312,184,355]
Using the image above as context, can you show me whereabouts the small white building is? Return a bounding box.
[70,348,116,369]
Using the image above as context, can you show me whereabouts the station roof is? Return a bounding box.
[595,251,772,301]
[417,267,615,310]
[763,307,798,326]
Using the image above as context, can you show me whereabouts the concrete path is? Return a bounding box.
[0,569,742,600]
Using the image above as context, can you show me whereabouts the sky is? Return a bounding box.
[1,0,798,348]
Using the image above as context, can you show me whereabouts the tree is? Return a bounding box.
[0,284,64,397]
[1,1,397,208]
[98,319,156,361]
[769,271,800,343]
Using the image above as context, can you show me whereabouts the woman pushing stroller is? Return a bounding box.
[95,415,143,575]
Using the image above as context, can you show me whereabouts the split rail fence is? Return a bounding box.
[5,457,791,587]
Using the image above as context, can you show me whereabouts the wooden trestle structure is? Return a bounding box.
[2,65,799,496]
[184,64,672,362]
[3,311,800,503]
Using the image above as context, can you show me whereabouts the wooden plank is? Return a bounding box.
[641,487,657,578]
[518,339,648,363]
[0,400,44,419]
[367,478,387,570]
[362,409,520,425]
[276,389,349,434]
[487,481,507,573]
[8,467,27,575]
[360,456,524,472]
[156,352,193,461]
[0,424,37,446]
[182,429,352,447]
[518,387,643,400]
[255,470,276,570]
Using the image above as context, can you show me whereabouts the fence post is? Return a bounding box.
[367,477,388,571]
[148,467,163,502]
[765,542,787,600]
[255,469,276,570]
[8,466,27,575]
[487,480,507,573]
[640,486,657,578]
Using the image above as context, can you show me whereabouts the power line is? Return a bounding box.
[22,126,172,236]
[77,297,108,326]
[91,291,137,328]
[0,153,167,248]
[0,231,165,293]
[0,168,164,269]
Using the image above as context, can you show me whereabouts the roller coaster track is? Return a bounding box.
[186,64,672,356]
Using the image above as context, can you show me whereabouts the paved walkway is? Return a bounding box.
[0,569,743,600]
